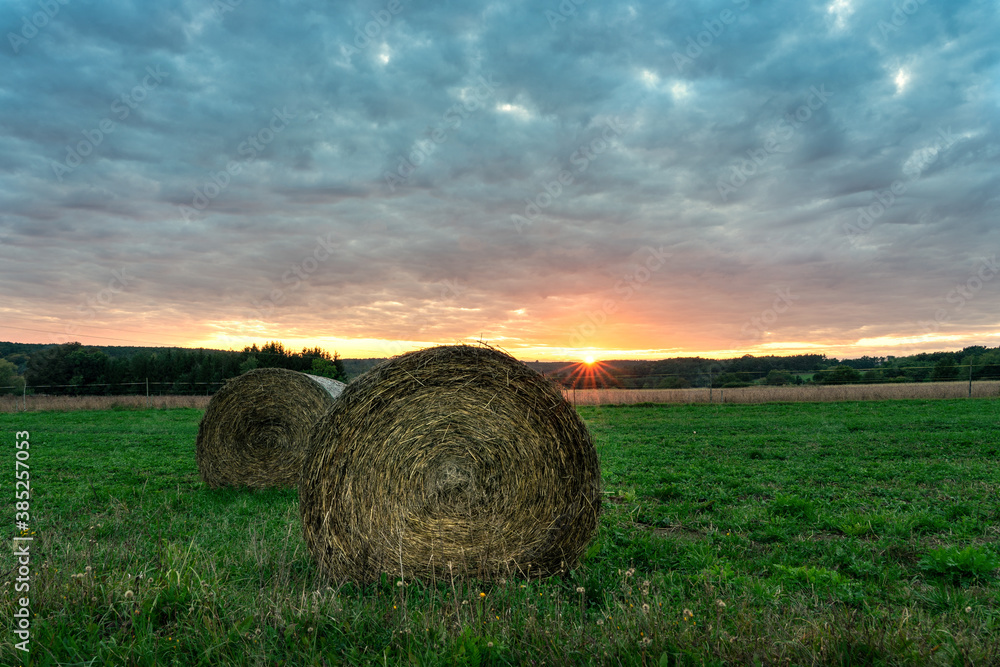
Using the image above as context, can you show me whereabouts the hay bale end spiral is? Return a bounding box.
[299,344,601,582]
[196,368,345,489]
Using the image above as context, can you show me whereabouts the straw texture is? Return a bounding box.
[196,368,345,488]
[299,344,601,582]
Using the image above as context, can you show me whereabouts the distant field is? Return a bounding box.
[2,399,998,665]
[566,380,1000,405]
[0,394,212,413]
[4,380,999,413]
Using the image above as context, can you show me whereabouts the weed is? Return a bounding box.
[919,545,1000,584]
[770,494,817,522]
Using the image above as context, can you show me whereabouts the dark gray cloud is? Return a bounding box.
[1,0,998,358]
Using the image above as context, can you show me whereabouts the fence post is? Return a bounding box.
[146,377,150,409]
[22,383,26,412]
[968,364,973,398]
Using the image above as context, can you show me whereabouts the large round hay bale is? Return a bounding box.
[299,344,601,582]
[197,368,345,489]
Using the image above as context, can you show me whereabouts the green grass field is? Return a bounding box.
[2,400,999,665]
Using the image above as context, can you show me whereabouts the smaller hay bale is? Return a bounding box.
[299,344,602,582]
[196,368,345,489]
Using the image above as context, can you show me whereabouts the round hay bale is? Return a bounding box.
[299,344,601,582]
[197,368,345,489]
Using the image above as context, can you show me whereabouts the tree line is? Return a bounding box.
[541,347,1000,389]
[0,341,344,395]
[3,341,1000,395]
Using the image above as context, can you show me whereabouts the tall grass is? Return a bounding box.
[565,380,1000,405]
[0,393,212,413]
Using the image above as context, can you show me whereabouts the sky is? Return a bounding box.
[1,0,998,361]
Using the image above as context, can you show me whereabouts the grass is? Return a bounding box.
[2,399,999,665]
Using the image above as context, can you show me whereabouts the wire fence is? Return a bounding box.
[1,393,215,413]
[563,381,1000,406]
[0,380,226,412]
[2,370,1000,412]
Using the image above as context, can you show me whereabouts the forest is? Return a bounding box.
[0,341,344,395]
[537,347,1000,389]
[2,341,1000,395]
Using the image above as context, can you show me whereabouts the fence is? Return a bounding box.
[0,380,225,412]
[563,380,1000,406]
[3,379,1000,413]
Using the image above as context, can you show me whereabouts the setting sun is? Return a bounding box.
[583,355,596,365]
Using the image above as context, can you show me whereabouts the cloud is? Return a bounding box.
[0,0,997,358]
